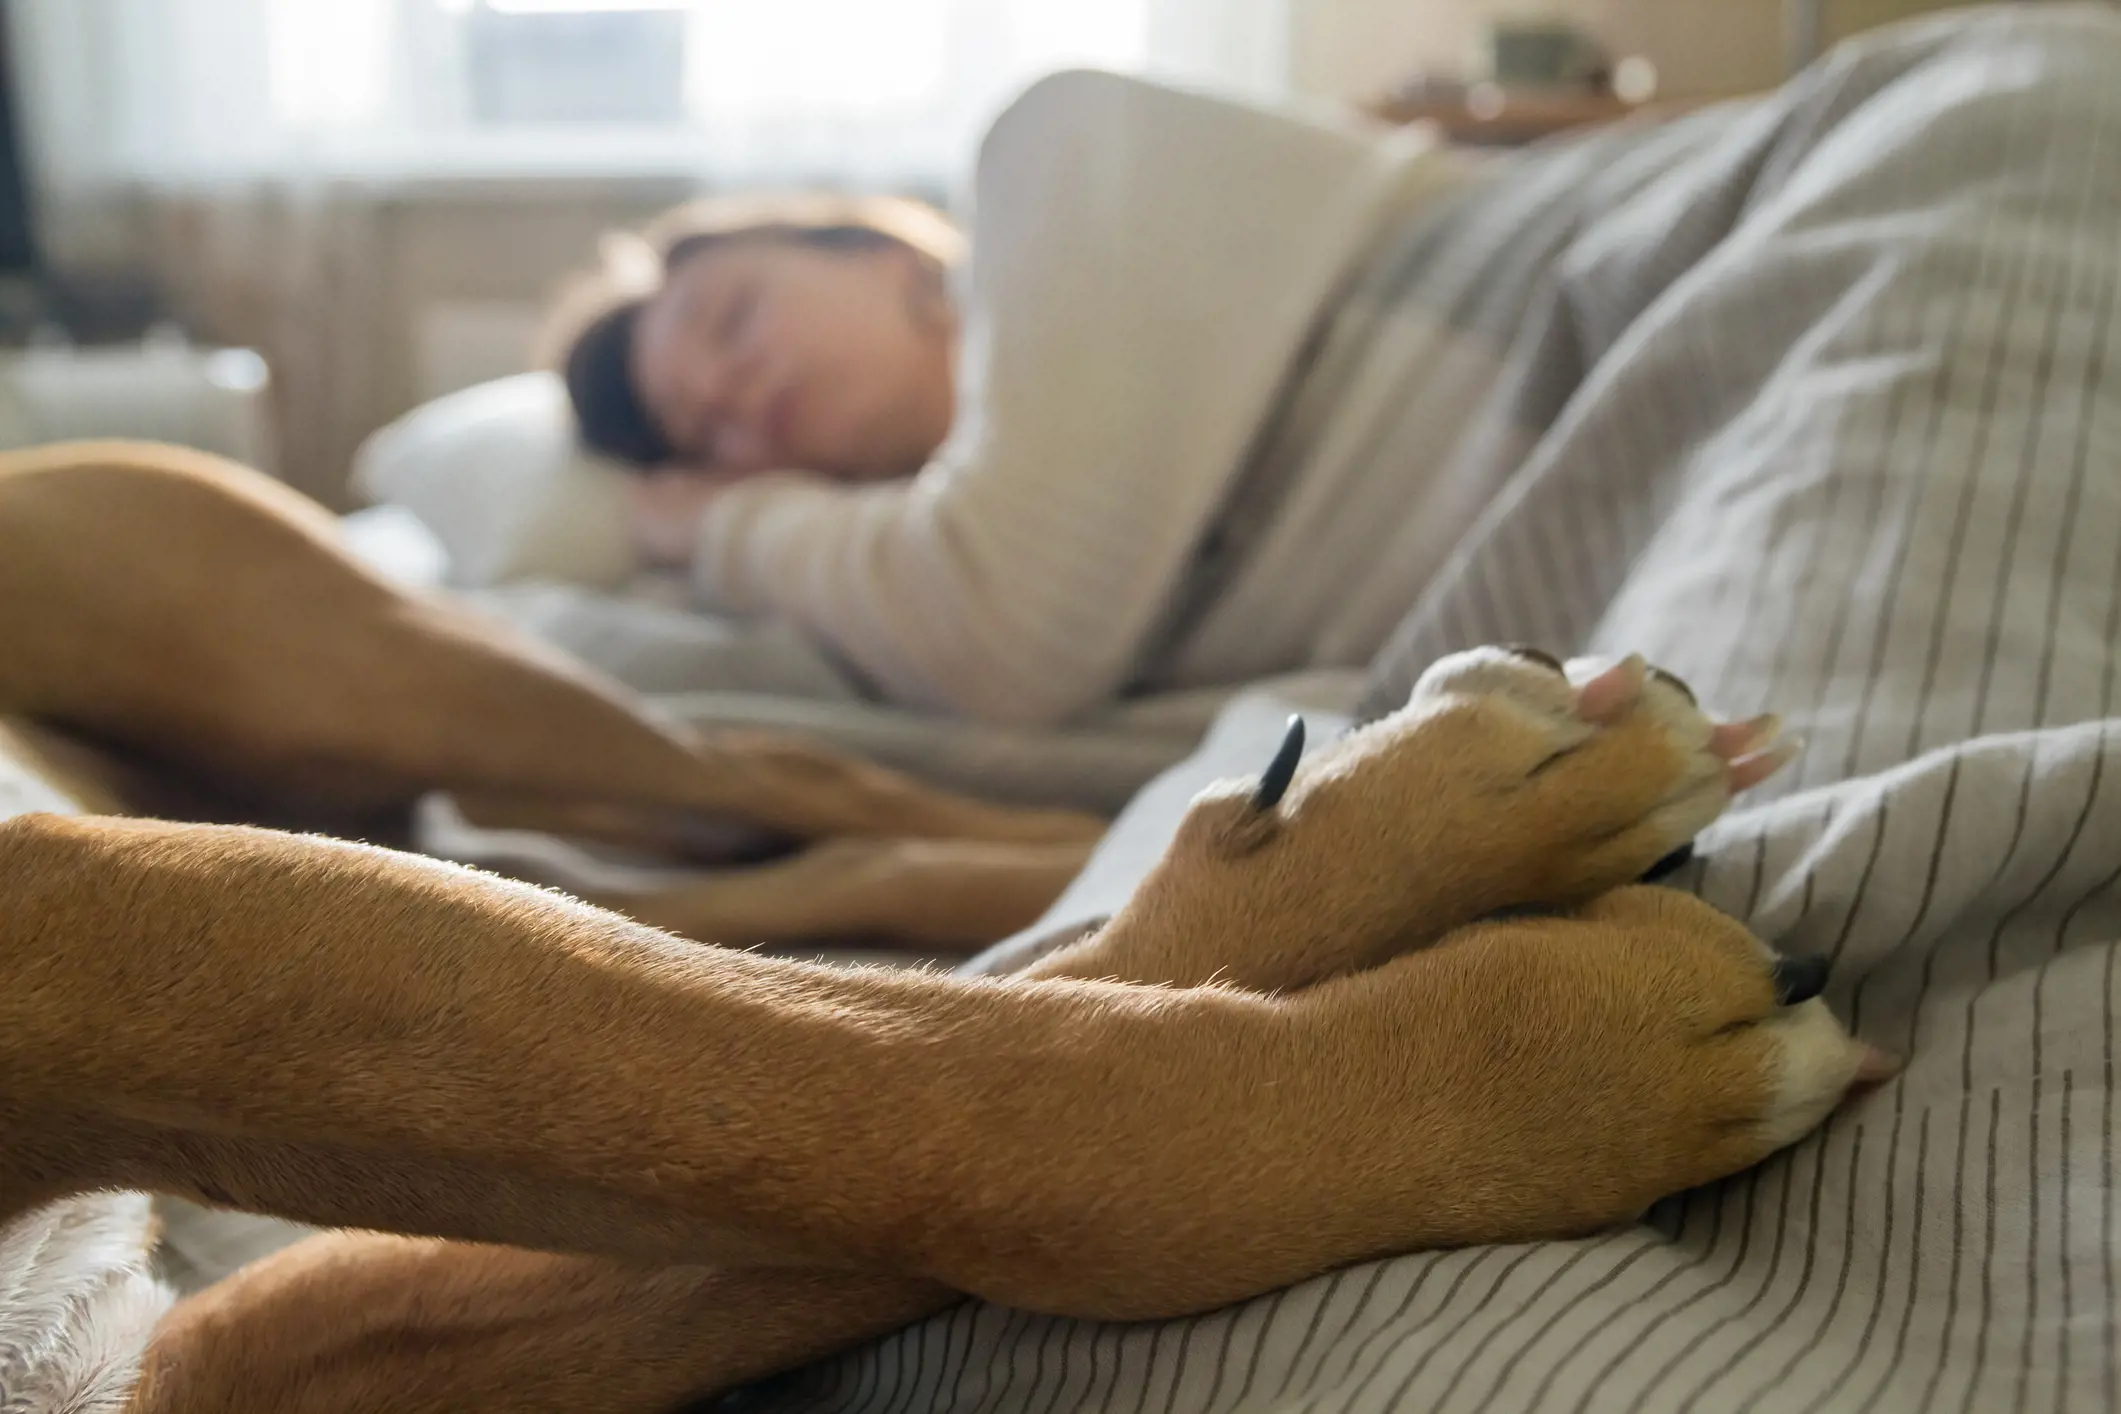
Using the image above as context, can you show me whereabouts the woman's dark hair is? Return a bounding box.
[544,193,963,467]
[561,300,668,464]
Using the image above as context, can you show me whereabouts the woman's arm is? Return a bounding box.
[689,454,1223,724]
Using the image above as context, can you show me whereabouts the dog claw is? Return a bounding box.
[1641,841,1695,882]
[1772,953,1832,1006]
[1252,716,1307,812]
[1647,666,1698,707]
[1853,1045,1904,1086]
[1576,655,1648,724]
[1710,714,1782,761]
[1500,645,1566,673]
[1730,735,1803,792]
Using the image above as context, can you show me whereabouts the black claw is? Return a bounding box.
[1500,644,1566,674]
[1253,716,1306,812]
[1772,953,1832,1007]
[1646,666,1698,707]
[1641,841,1695,882]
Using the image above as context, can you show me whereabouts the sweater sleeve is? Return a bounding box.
[689,72,1442,726]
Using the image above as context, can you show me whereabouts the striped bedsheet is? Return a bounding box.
[752,7,2121,1411]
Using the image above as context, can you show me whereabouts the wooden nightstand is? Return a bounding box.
[1370,85,1733,147]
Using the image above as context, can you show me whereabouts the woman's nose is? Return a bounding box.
[710,418,770,470]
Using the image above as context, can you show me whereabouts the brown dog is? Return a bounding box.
[0,442,1885,1412]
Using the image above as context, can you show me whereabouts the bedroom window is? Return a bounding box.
[251,0,1159,181]
[19,0,1281,188]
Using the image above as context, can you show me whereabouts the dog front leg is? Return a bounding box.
[122,826,1235,1414]
[0,812,1306,1297]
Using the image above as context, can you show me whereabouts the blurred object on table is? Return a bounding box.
[1372,76,1645,145]
[1483,15,1611,88]
[1373,13,1727,147]
[0,325,277,470]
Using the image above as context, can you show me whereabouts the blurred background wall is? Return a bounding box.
[1293,0,1995,103]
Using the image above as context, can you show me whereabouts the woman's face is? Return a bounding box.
[630,236,957,482]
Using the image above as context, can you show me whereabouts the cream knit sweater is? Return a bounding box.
[689,72,1473,726]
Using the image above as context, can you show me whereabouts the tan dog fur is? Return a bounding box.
[0,440,1100,951]
[0,442,1882,1411]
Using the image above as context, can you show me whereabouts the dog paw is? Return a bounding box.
[1053,645,1796,994]
[1413,645,1793,857]
[1079,645,1799,994]
[1065,888,1899,1317]
[1315,888,1895,1256]
[1365,644,1795,907]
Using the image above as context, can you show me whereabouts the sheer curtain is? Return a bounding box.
[15,0,1291,194]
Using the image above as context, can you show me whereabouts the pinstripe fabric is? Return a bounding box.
[1139,110,1747,697]
[751,8,2121,1412]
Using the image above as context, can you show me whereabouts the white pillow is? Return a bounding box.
[338,504,451,590]
[350,372,638,590]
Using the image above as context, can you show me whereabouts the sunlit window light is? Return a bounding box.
[1004,1,1147,76]
[685,0,952,117]
[268,0,395,125]
[254,0,1160,173]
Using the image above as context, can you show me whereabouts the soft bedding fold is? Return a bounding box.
[756,9,2121,1411]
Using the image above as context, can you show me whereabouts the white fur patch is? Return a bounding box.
[1758,999,1869,1150]
[0,1196,171,1414]
[1409,646,1580,717]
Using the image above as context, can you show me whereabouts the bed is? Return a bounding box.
[169,7,2121,1409]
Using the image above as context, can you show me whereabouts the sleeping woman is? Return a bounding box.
[551,13,2106,751]
[551,71,1499,726]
